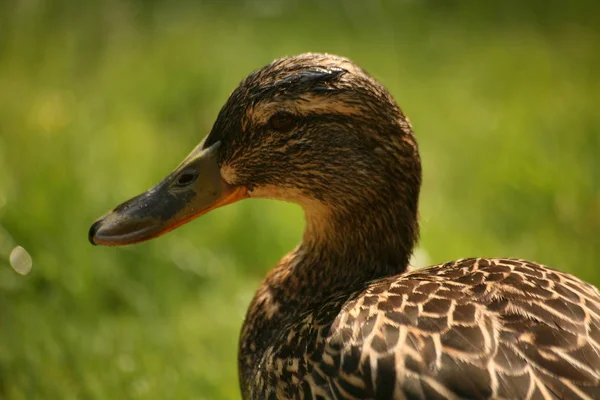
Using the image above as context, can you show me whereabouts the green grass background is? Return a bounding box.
[0,1,599,398]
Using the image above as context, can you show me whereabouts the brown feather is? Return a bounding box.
[193,54,600,399]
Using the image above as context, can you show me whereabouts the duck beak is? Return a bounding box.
[88,141,247,246]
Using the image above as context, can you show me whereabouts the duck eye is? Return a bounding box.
[175,169,198,187]
[269,112,295,132]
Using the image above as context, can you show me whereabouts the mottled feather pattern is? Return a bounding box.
[245,258,600,399]
[219,54,600,399]
[89,52,600,399]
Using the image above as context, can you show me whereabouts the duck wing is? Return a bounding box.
[314,258,600,399]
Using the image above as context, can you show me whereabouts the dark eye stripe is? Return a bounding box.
[300,113,358,126]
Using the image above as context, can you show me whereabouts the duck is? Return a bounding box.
[89,53,600,399]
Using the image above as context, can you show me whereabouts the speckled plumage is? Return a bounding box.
[241,257,600,399]
[91,53,600,399]
[225,54,600,399]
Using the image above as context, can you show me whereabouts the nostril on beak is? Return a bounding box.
[88,220,102,246]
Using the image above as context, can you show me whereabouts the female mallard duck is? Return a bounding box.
[89,53,600,399]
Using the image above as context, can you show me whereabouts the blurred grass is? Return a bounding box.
[0,0,599,398]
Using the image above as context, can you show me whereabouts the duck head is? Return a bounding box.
[89,53,421,263]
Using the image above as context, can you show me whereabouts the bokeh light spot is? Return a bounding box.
[9,245,32,275]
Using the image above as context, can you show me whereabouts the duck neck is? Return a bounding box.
[297,195,419,296]
[255,191,420,310]
[238,185,419,395]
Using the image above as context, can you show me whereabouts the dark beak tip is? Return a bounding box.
[88,219,102,246]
